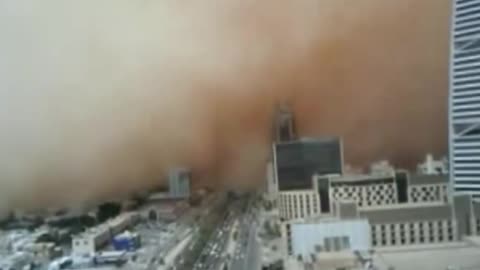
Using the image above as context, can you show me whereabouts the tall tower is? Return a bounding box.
[273,103,296,143]
[267,103,296,198]
[450,0,480,199]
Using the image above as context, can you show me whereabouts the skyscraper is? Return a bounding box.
[168,167,191,199]
[273,104,296,143]
[450,0,480,198]
[274,137,343,191]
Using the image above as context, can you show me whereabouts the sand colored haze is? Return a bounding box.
[0,0,450,212]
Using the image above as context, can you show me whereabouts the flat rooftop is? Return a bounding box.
[359,203,452,224]
[409,174,448,185]
[329,174,395,183]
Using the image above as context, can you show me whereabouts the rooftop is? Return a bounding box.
[74,212,137,239]
[328,173,395,183]
[359,203,452,224]
[409,174,448,185]
[276,136,340,145]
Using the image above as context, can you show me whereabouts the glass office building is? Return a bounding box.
[450,0,480,198]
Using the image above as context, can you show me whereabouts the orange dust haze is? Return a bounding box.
[0,0,450,212]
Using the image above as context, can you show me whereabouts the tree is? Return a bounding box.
[148,210,157,221]
[97,202,121,223]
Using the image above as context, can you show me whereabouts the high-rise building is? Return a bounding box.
[274,137,343,191]
[168,168,191,199]
[450,0,480,199]
[273,104,296,143]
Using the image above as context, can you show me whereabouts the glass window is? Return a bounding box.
[341,236,350,250]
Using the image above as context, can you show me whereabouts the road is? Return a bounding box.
[187,193,260,270]
[230,214,260,270]
[193,203,237,270]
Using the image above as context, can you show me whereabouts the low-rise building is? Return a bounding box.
[282,218,371,259]
[417,154,448,175]
[370,160,395,176]
[72,212,139,257]
[281,194,480,256]
[278,171,449,221]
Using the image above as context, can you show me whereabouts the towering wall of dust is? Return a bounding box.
[0,0,450,212]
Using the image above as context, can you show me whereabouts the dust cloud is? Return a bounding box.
[0,0,450,212]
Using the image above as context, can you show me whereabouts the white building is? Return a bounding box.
[278,190,321,220]
[265,161,277,198]
[168,168,191,199]
[283,218,371,259]
[417,154,448,175]
[72,212,138,257]
[370,160,395,176]
[449,0,480,199]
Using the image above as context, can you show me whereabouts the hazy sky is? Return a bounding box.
[0,0,450,212]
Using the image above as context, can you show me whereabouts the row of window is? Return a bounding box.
[371,220,455,247]
[279,193,319,220]
[331,184,397,208]
[409,185,447,203]
[286,224,292,254]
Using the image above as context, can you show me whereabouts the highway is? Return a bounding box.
[193,202,238,270]
[187,193,260,270]
[230,211,260,270]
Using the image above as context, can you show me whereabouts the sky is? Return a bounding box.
[0,0,450,212]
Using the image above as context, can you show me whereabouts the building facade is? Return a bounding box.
[274,137,343,192]
[278,172,449,221]
[278,190,321,220]
[168,168,191,199]
[72,212,138,257]
[450,0,480,199]
[283,219,371,259]
[279,171,462,254]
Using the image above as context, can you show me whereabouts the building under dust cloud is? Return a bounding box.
[0,0,450,212]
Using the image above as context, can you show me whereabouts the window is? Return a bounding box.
[334,237,342,251]
[324,238,332,252]
[341,236,350,249]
